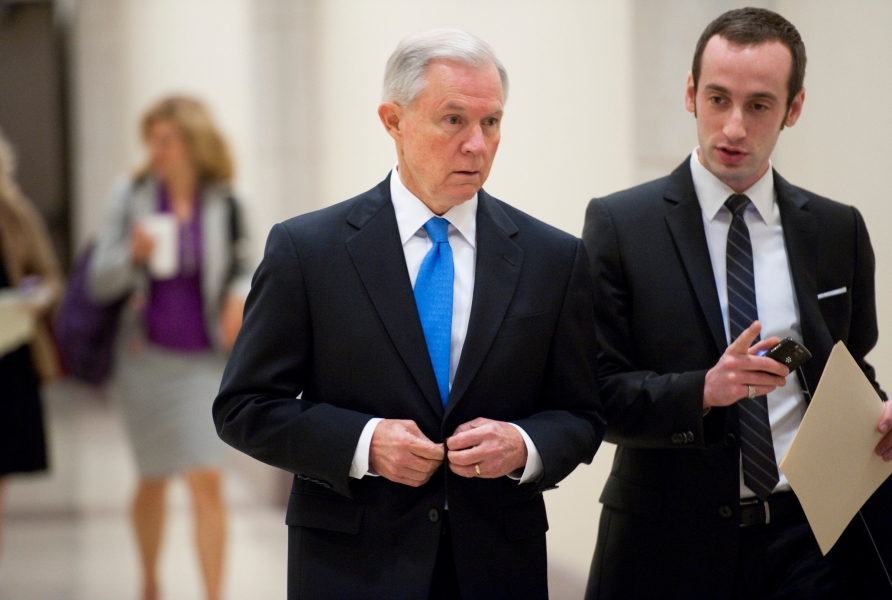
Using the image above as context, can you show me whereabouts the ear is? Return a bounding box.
[378,102,404,141]
[784,87,805,128]
[685,72,697,115]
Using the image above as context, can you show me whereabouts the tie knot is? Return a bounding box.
[423,217,450,243]
[725,194,751,217]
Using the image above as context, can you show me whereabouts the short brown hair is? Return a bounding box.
[137,95,235,184]
[692,7,806,110]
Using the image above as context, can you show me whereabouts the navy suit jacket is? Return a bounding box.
[582,159,889,599]
[214,175,605,599]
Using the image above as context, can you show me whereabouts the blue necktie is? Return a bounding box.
[414,217,454,406]
[725,194,779,501]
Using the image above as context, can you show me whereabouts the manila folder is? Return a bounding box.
[780,341,892,555]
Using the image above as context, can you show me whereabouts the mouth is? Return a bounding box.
[716,146,748,164]
[453,170,480,177]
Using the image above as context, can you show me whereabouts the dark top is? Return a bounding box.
[144,186,210,351]
[0,244,47,475]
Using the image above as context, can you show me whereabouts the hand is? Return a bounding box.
[130,224,155,267]
[368,420,444,487]
[219,294,245,351]
[875,401,892,461]
[703,321,790,410]
[446,418,527,479]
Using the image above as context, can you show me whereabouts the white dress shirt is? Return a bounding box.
[690,150,808,499]
[349,167,543,483]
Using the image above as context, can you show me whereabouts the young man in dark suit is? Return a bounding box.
[582,8,890,599]
[214,29,605,599]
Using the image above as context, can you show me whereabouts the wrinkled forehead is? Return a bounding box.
[418,59,505,107]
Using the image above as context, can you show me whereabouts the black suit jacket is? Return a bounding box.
[581,159,888,599]
[214,176,605,599]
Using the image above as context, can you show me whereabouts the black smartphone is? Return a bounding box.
[758,337,812,372]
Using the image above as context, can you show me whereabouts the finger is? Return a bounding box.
[748,337,781,355]
[447,446,487,467]
[452,417,489,436]
[741,354,790,378]
[394,421,444,459]
[737,369,788,388]
[875,402,892,458]
[388,472,432,487]
[755,360,790,379]
[448,461,478,479]
[446,427,489,451]
[384,456,441,481]
[875,431,892,460]
[407,438,445,461]
[728,321,762,353]
[398,453,444,475]
[877,401,892,435]
[735,384,784,400]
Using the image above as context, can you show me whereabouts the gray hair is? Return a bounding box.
[383,29,509,106]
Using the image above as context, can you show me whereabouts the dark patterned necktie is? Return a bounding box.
[725,194,779,501]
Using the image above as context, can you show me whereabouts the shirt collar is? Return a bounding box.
[689,149,775,223]
[390,165,478,249]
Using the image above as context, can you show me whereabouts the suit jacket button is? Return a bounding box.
[718,505,733,519]
[724,433,737,448]
[428,509,440,523]
[671,433,683,444]
[685,431,694,443]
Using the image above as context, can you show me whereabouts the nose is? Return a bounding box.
[462,123,486,154]
[723,107,746,142]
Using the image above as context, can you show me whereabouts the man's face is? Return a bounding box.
[379,59,503,215]
[685,35,805,193]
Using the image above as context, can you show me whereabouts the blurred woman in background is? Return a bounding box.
[89,96,250,600]
[0,130,62,557]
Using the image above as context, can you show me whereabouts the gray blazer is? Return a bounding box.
[88,176,252,350]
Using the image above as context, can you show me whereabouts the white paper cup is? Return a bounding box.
[139,214,179,280]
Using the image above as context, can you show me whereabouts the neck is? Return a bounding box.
[164,169,198,202]
[696,148,770,194]
[395,163,452,216]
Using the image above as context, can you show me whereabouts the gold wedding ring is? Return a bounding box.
[748,385,757,399]
[474,464,482,476]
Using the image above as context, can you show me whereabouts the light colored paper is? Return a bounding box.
[780,342,892,554]
[0,290,35,357]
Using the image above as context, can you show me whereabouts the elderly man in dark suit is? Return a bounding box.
[582,8,890,600]
[214,29,604,599]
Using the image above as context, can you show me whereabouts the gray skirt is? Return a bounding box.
[114,343,226,477]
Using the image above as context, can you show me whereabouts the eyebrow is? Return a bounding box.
[704,83,778,101]
[442,103,503,117]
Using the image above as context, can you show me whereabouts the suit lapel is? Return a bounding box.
[345,177,443,417]
[663,160,727,354]
[774,171,833,395]
[446,191,523,416]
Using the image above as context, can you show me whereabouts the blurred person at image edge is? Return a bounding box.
[0,129,62,557]
[88,96,250,600]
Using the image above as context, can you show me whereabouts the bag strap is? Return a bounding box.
[224,195,243,293]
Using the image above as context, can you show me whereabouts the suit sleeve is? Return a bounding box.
[213,223,374,498]
[848,206,886,400]
[511,238,607,491]
[582,198,708,449]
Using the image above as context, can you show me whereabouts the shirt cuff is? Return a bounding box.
[349,418,384,479]
[507,423,543,484]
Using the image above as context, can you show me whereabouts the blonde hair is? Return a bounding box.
[137,95,235,184]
